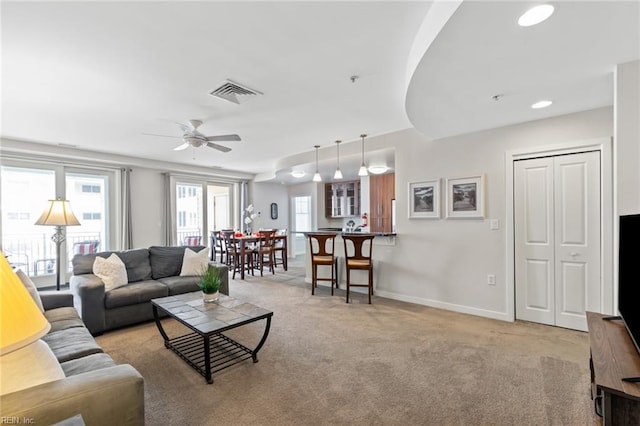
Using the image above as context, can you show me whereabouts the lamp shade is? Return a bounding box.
[34,199,80,226]
[0,255,51,355]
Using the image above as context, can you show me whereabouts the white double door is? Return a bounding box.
[515,151,601,331]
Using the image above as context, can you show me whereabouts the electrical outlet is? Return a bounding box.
[487,274,496,285]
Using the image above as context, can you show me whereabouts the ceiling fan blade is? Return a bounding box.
[205,134,241,142]
[142,132,181,139]
[174,143,190,151]
[206,142,232,153]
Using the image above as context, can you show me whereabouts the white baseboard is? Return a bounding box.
[374,290,512,322]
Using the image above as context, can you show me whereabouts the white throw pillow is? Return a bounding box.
[15,268,44,313]
[180,248,209,276]
[0,340,65,395]
[93,254,128,292]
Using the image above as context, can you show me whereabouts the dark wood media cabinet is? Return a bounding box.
[587,311,640,424]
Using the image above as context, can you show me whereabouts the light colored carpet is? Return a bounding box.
[96,260,600,425]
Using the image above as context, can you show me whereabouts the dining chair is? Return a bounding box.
[273,229,288,271]
[220,230,253,279]
[342,233,375,304]
[307,232,338,295]
[254,229,277,276]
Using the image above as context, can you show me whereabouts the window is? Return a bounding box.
[82,212,102,220]
[174,181,233,245]
[81,184,101,193]
[176,183,203,244]
[1,162,116,286]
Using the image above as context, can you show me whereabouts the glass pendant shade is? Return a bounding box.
[358,134,368,176]
[312,145,322,182]
[334,140,343,180]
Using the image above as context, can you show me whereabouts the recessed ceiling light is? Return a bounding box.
[518,4,554,27]
[531,100,553,109]
[291,171,305,178]
[368,165,389,175]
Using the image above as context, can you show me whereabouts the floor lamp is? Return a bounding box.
[35,198,80,291]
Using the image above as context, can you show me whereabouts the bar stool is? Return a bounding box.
[342,233,375,304]
[307,232,338,295]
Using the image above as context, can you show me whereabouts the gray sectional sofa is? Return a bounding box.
[71,245,229,335]
[0,291,144,425]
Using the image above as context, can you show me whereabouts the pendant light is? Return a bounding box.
[358,134,368,176]
[312,145,322,182]
[333,140,343,180]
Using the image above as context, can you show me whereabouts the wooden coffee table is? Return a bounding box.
[151,292,273,384]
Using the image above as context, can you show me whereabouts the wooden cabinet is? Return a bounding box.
[369,173,395,233]
[587,312,640,424]
[325,181,360,218]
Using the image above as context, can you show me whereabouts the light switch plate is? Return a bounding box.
[490,219,499,230]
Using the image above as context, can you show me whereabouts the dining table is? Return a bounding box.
[234,233,287,280]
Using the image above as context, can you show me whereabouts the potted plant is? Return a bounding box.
[198,265,221,302]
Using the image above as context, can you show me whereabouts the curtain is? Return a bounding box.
[120,168,133,250]
[162,172,175,246]
[240,180,249,231]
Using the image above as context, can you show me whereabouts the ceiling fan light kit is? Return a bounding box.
[147,119,240,153]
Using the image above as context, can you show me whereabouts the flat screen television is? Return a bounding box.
[618,213,640,355]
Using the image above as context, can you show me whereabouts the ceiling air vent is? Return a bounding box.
[209,79,262,104]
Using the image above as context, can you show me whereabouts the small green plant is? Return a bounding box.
[198,265,221,294]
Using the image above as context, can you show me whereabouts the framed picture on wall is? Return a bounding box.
[446,174,485,219]
[408,179,440,219]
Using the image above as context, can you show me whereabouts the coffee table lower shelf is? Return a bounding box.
[151,293,273,385]
[165,331,260,384]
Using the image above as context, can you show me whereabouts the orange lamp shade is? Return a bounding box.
[0,255,50,355]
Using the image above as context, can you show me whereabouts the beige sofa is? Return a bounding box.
[0,291,144,425]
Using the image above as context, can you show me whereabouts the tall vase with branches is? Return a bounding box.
[244,204,257,234]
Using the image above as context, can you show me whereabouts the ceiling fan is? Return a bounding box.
[144,119,240,152]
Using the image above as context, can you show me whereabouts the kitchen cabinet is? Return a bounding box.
[325,181,360,218]
[369,173,395,233]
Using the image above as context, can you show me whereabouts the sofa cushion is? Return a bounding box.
[94,254,128,292]
[42,327,104,363]
[44,307,85,333]
[157,276,200,295]
[149,245,206,279]
[15,268,44,312]
[61,352,117,377]
[104,280,169,309]
[73,248,152,282]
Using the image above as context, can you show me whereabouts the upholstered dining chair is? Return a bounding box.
[254,229,277,276]
[307,232,338,295]
[342,233,375,304]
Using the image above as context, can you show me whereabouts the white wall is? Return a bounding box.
[250,182,289,231]
[129,168,165,248]
[615,60,640,216]
[368,107,613,320]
